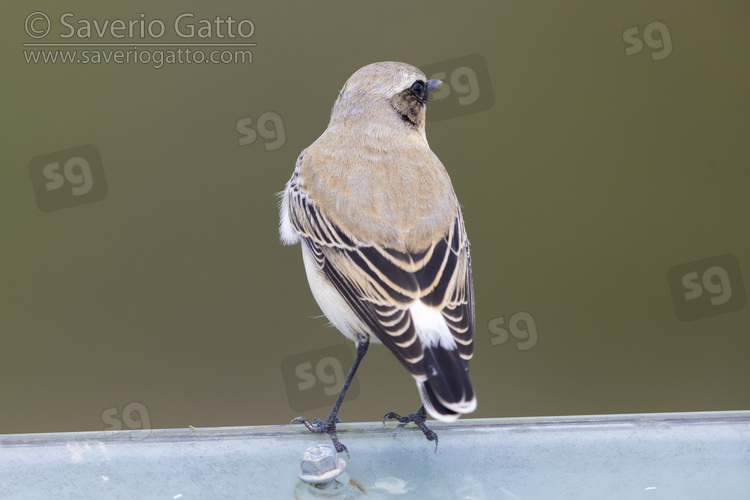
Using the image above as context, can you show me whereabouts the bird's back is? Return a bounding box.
[298,124,458,253]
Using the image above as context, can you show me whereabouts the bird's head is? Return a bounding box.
[329,62,441,135]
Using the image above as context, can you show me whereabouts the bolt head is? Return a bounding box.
[299,444,347,485]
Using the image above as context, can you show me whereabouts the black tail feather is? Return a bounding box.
[418,346,476,421]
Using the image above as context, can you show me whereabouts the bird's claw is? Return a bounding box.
[290,415,350,459]
[383,406,439,452]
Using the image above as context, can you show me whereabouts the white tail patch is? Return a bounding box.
[409,301,456,350]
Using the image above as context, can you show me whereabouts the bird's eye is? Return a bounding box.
[409,80,426,101]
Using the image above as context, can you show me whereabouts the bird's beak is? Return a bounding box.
[424,79,442,104]
[426,79,442,91]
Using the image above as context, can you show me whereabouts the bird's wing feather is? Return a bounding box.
[287,171,474,377]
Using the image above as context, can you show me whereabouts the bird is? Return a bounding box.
[279,61,476,456]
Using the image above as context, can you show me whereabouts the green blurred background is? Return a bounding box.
[2,1,748,435]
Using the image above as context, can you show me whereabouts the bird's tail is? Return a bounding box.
[416,346,476,422]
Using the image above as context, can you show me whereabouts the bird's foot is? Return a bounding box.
[290,415,349,459]
[383,405,438,452]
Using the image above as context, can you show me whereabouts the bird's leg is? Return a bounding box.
[382,405,439,452]
[291,339,369,459]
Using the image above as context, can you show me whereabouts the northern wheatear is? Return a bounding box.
[280,61,476,456]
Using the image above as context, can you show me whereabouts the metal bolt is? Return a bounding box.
[298,444,347,489]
